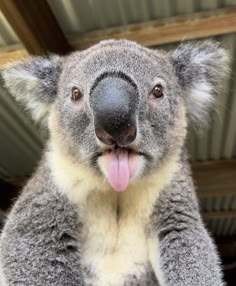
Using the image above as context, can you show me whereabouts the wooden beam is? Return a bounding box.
[0,0,71,55]
[0,48,28,67]
[1,7,236,65]
[224,262,236,270]
[203,210,236,219]
[192,160,236,198]
[71,7,236,49]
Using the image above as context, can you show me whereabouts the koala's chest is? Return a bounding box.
[79,190,160,286]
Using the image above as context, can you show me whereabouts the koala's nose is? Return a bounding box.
[91,76,138,146]
[95,125,136,146]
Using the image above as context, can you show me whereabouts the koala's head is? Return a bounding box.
[3,40,229,192]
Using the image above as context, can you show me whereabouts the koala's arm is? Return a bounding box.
[0,170,84,286]
[153,164,224,286]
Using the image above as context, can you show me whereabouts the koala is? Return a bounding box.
[0,39,229,286]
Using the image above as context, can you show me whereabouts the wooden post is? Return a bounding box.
[0,0,72,55]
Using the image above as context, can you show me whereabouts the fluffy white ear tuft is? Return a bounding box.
[2,55,63,126]
[187,81,216,124]
[171,41,230,125]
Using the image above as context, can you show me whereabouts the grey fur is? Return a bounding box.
[0,162,84,286]
[0,40,229,285]
[151,156,224,285]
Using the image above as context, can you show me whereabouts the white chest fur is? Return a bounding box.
[80,185,160,285]
[48,144,179,285]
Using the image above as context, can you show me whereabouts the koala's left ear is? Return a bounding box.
[2,55,63,126]
[171,41,230,124]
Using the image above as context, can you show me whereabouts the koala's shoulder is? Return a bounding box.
[3,163,79,238]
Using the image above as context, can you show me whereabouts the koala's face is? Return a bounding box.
[3,40,229,191]
[53,41,186,191]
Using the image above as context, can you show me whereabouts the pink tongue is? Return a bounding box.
[108,149,130,192]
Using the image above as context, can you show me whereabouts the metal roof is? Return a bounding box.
[202,195,236,236]
[2,0,236,47]
[47,0,236,35]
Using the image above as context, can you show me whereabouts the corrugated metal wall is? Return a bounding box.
[47,0,236,34]
[0,83,43,178]
[202,196,236,235]
[2,0,236,46]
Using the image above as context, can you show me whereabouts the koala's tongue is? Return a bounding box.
[107,149,130,192]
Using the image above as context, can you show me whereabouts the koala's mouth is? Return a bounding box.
[97,146,145,192]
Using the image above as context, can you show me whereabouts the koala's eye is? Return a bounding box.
[71,87,82,101]
[151,84,164,98]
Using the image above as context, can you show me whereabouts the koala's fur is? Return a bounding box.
[0,40,229,286]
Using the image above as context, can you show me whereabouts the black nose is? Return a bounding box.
[95,125,136,146]
[91,75,138,146]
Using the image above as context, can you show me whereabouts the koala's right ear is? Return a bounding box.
[2,55,63,126]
